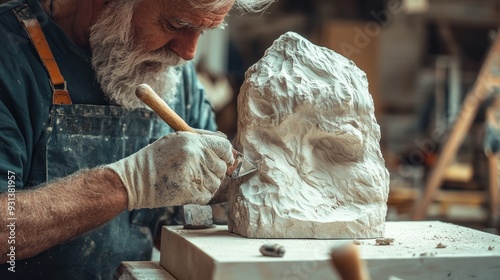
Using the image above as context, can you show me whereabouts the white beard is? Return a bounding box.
[89,0,185,109]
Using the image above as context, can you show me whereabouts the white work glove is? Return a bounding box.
[105,130,234,210]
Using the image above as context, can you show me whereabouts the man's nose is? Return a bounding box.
[169,31,200,61]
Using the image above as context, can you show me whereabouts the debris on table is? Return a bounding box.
[376,238,395,246]
[259,243,286,257]
[436,242,447,249]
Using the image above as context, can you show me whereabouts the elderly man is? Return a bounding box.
[0,0,272,278]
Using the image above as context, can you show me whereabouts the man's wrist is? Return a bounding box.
[95,167,128,210]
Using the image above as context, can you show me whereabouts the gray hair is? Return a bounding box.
[234,0,276,12]
[184,0,276,13]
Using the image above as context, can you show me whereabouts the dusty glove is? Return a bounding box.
[105,130,234,210]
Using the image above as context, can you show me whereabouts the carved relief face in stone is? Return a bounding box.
[228,32,389,238]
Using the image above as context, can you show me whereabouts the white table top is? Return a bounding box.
[160,221,500,280]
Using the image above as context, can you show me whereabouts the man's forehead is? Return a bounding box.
[166,0,235,9]
[159,0,233,28]
[151,0,235,15]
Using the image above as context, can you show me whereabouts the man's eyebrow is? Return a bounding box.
[176,19,227,32]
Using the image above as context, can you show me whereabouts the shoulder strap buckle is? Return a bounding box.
[51,81,71,105]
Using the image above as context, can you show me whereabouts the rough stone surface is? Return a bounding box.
[227,32,390,238]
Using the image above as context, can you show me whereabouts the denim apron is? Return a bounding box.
[18,104,171,280]
[8,4,175,279]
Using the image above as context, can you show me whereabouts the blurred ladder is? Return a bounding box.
[413,29,500,227]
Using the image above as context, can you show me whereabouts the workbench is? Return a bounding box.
[116,221,500,280]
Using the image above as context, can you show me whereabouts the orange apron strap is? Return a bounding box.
[13,4,72,105]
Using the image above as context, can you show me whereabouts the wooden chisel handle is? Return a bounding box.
[330,243,370,280]
[135,84,240,177]
[136,84,195,133]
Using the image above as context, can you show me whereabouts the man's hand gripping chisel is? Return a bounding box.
[135,84,257,178]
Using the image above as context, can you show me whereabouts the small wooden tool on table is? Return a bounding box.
[331,243,370,280]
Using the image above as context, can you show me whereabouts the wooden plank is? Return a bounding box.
[114,262,177,280]
[435,190,487,205]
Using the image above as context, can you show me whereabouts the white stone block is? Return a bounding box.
[160,222,500,280]
[228,32,389,238]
